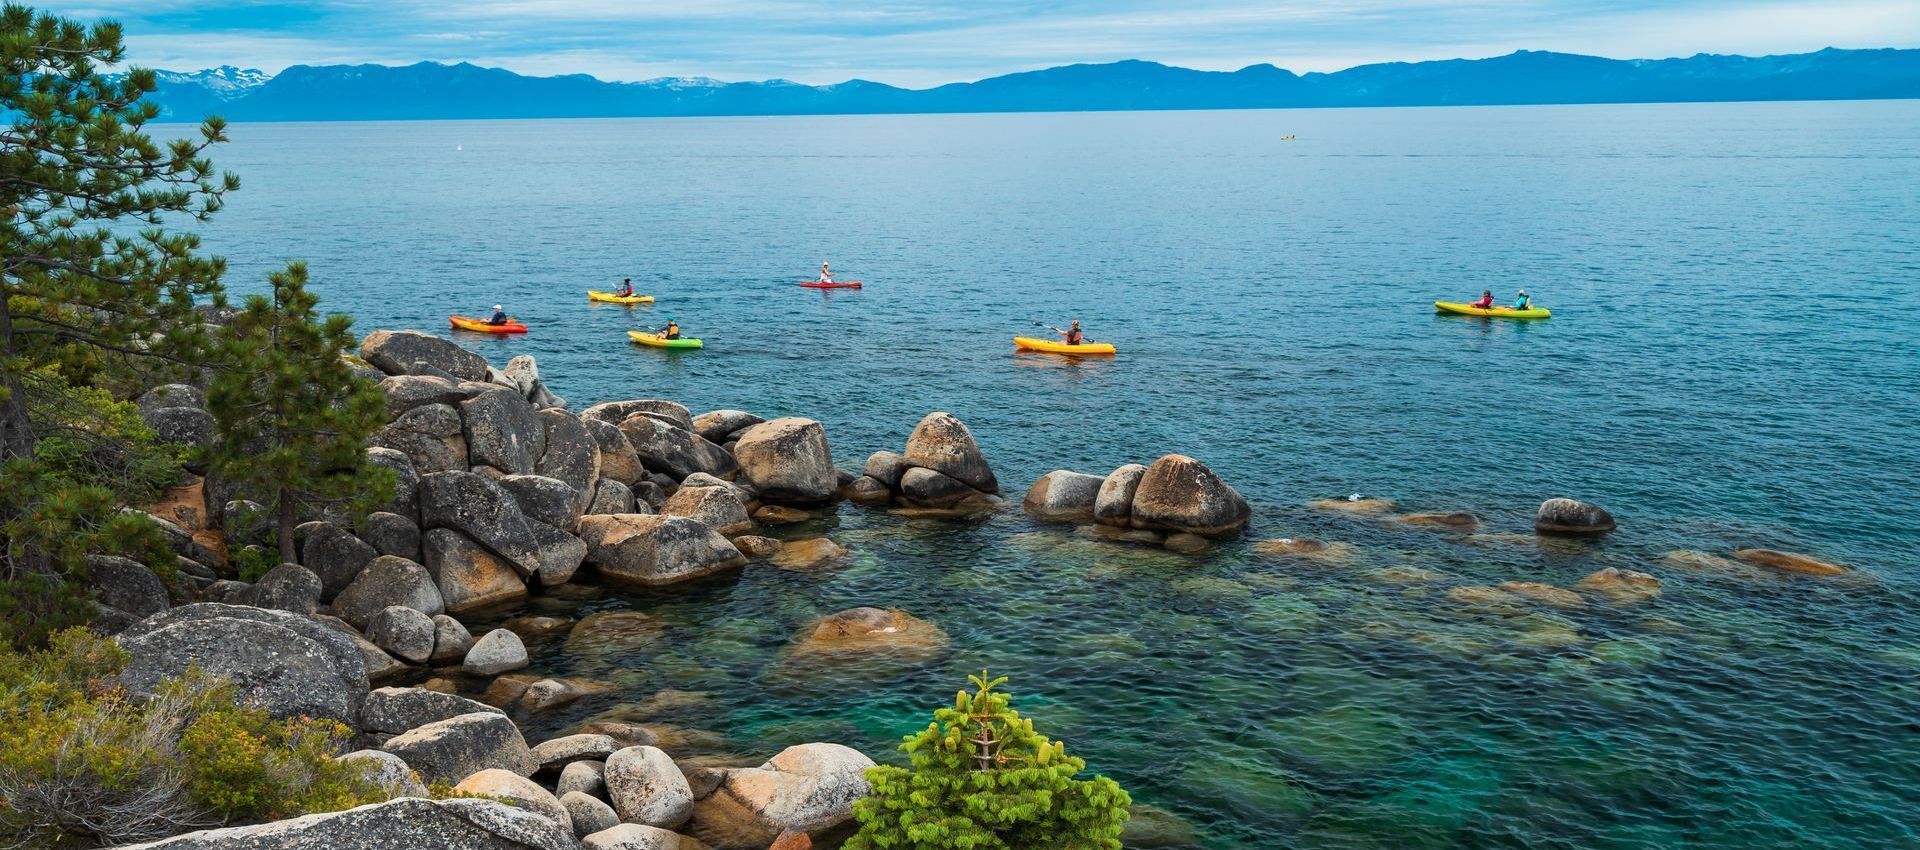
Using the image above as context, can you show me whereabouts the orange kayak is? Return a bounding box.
[450,315,528,334]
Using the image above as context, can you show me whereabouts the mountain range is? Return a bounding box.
[142,48,1920,122]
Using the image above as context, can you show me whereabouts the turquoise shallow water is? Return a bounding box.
[182,101,1919,847]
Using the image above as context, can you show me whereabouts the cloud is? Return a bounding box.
[33,0,1920,85]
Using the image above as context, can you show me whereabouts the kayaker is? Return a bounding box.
[1469,290,1495,310]
[487,305,509,325]
[818,262,833,284]
[616,278,635,297]
[1051,321,1085,346]
[1512,290,1531,310]
[659,319,681,340]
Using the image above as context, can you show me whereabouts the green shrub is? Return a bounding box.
[0,629,388,848]
[846,672,1132,850]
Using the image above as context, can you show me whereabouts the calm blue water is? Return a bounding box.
[185,101,1920,848]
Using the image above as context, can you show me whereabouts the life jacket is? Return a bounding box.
[1067,329,1083,344]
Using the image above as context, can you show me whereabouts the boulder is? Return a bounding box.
[585,400,696,432]
[1577,568,1663,603]
[422,528,529,614]
[605,745,695,828]
[752,505,810,525]
[587,479,637,515]
[897,467,980,508]
[86,555,169,618]
[902,412,996,493]
[586,418,646,486]
[578,515,747,587]
[339,749,429,799]
[114,797,575,850]
[360,329,489,381]
[501,474,584,529]
[732,418,836,505]
[144,406,215,450]
[532,734,622,772]
[136,383,205,416]
[372,403,469,475]
[361,686,504,734]
[366,605,437,664]
[464,388,544,476]
[465,628,530,676]
[842,476,891,505]
[362,511,424,560]
[860,451,907,490]
[297,520,379,600]
[1022,470,1105,522]
[333,555,446,629]
[502,355,542,398]
[234,562,323,614]
[558,760,607,798]
[1128,455,1251,537]
[1734,548,1849,576]
[117,604,368,728]
[418,470,544,578]
[731,535,780,560]
[662,485,753,537]
[528,520,589,587]
[537,408,601,501]
[688,743,874,849]
[365,447,421,519]
[584,824,710,850]
[619,416,735,481]
[693,410,764,444]
[379,374,470,417]
[430,614,477,664]
[1535,498,1618,535]
[564,792,622,838]
[381,712,536,784]
[143,476,209,532]
[351,634,408,683]
[456,769,573,833]
[1093,463,1147,526]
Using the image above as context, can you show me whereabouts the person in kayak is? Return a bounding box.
[616,278,635,297]
[818,262,833,284]
[1050,321,1086,346]
[1511,290,1531,310]
[487,305,509,325]
[658,318,681,340]
[1469,290,1495,310]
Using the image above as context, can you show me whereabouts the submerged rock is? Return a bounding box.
[791,608,948,659]
[566,611,668,657]
[1534,498,1617,535]
[1309,496,1396,515]
[1498,581,1587,608]
[769,538,847,571]
[1577,568,1662,603]
[1394,511,1482,530]
[1734,548,1849,576]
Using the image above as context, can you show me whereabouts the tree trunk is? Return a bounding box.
[276,487,297,565]
[0,280,35,463]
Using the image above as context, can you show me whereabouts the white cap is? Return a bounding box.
[493,305,502,311]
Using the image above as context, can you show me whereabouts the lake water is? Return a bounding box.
[186,101,1919,848]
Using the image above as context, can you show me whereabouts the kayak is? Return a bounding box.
[627,330,703,350]
[589,290,654,305]
[1434,301,1551,319]
[1014,336,1117,356]
[799,281,862,289]
[450,315,528,334]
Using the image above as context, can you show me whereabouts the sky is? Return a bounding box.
[33,0,1920,87]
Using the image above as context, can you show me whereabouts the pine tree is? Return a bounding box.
[205,263,391,564]
[846,672,1132,850]
[1,4,236,640]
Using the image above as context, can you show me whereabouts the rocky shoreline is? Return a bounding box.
[92,327,1858,850]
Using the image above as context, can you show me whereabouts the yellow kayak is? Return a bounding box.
[627,330,703,349]
[589,290,654,305]
[1434,301,1551,319]
[1014,336,1117,356]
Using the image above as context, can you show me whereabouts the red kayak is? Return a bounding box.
[450,315,529,334]
[799,281,863,289]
